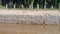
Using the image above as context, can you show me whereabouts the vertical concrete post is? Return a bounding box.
[44,0,46,9]
[37,4,39,9]
[59,3,60,9]
[31,2,33,9]
[29,0,34,9]
[51,5,53,8]
[59,6,60,9]
[6,4,8,9]
[29,4,31,9]
[22,4,24,8]
[14,4,15,9]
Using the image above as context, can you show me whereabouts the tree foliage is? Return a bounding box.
[0,0,60,9]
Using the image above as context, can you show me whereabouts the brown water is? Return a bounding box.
[0,24,60,34]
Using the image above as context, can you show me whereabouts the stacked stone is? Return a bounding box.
[0,14,60,25]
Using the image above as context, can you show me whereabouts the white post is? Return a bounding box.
[44,0,46,9]
[59,6,60,9]
[51,5,53,8]
[31,2,33,9]
[29,2,33,9]
[6,4,8,9]
[59,3,60,9]
[37,4,39,9]
[29,4,31,9]
[30,0,34,9]
[22,4,24,8]
[14,4,15,9]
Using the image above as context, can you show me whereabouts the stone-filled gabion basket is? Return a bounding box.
[0,14,60,25]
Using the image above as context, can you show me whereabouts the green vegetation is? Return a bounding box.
[0,0,60,9]
[0,5,5,9]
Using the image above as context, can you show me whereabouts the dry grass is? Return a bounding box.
[0,23,60,34]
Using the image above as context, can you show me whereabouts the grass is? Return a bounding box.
[0,5,5,9]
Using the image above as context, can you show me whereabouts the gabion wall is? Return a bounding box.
[0,14,60,25]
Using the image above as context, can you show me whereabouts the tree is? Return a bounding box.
[1,0,60,9]
[39,0,45,8]
[33,0,39,8]
[46,0,52,8]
